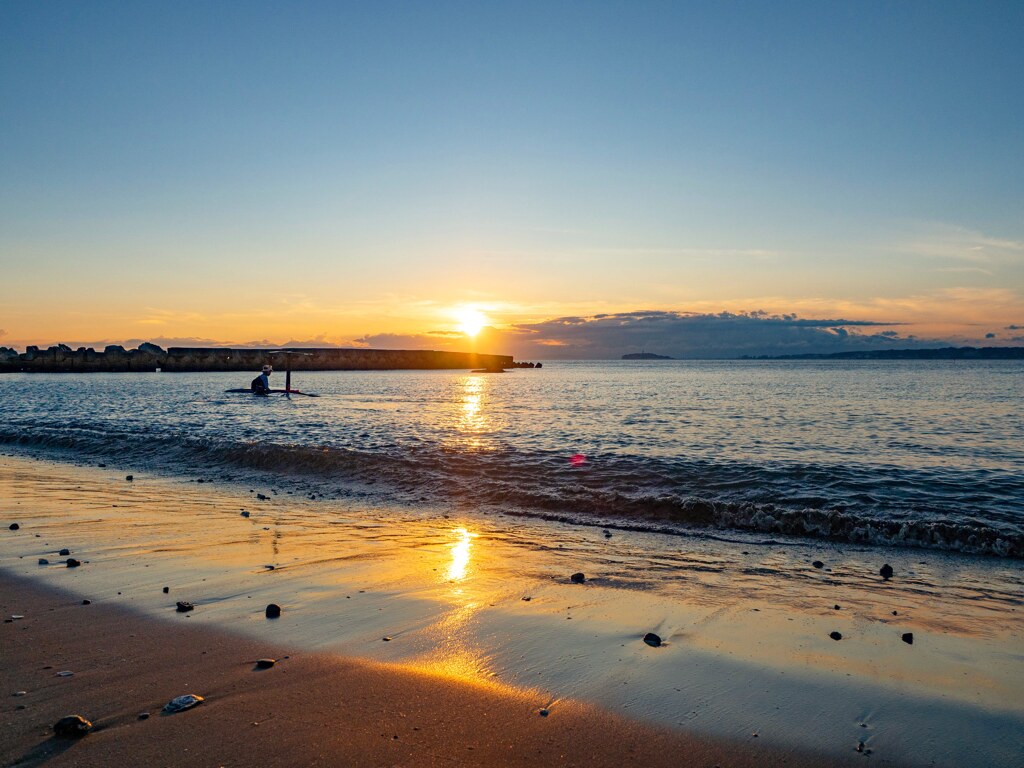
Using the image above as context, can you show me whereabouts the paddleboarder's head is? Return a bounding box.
[262,365,272,375]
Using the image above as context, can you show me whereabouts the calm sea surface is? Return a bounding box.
[2,360,1021,556]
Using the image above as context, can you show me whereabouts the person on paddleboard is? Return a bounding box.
[250,364,272,395]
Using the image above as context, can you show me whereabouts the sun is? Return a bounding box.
[455,307,487,337]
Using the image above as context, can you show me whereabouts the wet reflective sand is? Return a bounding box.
[1,454,1021,766]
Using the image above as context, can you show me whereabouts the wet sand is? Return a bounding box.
[2,453,1022,766]
[1,573,835,768]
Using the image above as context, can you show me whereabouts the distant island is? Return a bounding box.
[740,347,1024,361]
[622,352,674,360]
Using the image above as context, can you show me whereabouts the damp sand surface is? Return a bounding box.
[1,454,1022,766]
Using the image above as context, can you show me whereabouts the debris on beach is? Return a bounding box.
[11,614,24,620]
[38,558,49,565]
[255,658,276,669]
[138,712,150,720]
[382,636,392,641]
[8,523,19,530]
[241,510,250,517]
[59,548,70,556]
[125,475,133,482]
[82,599,91,605]
[643,632,663,647]
[56,671,74,677]
[902,632,914,645]
[829,631,843,641]
[834,604,841,610]
[603,529,612,538]
[257,493,269,501]
[175,601,194,613]
[163,693,204,713]
[66,558,81,568]
[53,714,92,737]
[265,603,282,618]
[880,563,894,580]
[13,691,27,696]
[570,572,586,583]
[812,560,824,569]
[539,708,550,717]
[521,596,532,601]
[163,586,169,593]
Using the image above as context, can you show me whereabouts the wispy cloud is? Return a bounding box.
[897,223,1024,264]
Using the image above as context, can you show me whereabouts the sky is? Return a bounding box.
[1,1,1022,358]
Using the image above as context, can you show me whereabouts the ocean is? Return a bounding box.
[2,359,1021,558]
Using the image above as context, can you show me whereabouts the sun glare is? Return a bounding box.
[456,308,487,337]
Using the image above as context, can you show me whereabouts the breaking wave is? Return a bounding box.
[2,426,1021,559]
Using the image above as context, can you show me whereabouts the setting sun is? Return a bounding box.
[456,308,488,337]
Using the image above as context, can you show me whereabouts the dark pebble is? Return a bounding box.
[66,558,81,568]
[241,511,250,517]
[834,605,841,610]
[137,712,150,720]
[126,475,133,482]
[892,610,898,615]
[176,601,194,613]
[830,631,843,641]
[570,572,586,583]
[82,599,91,605]
[53,715,92,738]
[255,658,276,669]
[98,463,106,467]
[603,530,612,538]
[163,587,169,594]
[879,564,894,580]
[59,549,70,556]
[902,632,914,645]
[812,560,824,569]
[643,632,662,648]
[382,636,392,641]
[257,493,269,501]
[539,708,550,717]
[265,603,281,618]
[8,523,19,530]
[38,558,49,565]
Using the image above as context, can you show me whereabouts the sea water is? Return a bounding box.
[1,359,1021,558]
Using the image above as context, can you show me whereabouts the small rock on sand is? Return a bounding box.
[137,712,150,720]
[241,511,250,517]
[59,548,70,556]
[163,586,169,593]
[539,708,550,717]
[643,632,663,648]
[902,632,914,645]
[66,558,81,568]
[13,691,27,697]
[834,604,841,610]
[812,560,824,569]
[176,601,194,613]
[880,563,894,580]
[163,694,204,713]
[38,558,49,565]
[53,715,92,737]
[256,493,269,501]
[265,603,281,618]
[125,475,133,482]
[255,658,276,669]
[829,631,843,641]
[56,671,74,677]
[570,572,586,583]
[9,523,20,530]
[82,599,91,605]
[382,636,392,642]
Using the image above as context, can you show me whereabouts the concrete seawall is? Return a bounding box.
[0,345,515,373]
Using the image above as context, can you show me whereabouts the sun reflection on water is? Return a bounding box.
[446,526,477,582]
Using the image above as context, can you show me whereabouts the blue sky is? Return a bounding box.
[1,1,1022,355]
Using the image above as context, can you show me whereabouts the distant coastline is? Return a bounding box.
[622,352,674,360]
[740,346,1024,361]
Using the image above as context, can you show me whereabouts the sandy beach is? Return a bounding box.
[2,452,1022,767]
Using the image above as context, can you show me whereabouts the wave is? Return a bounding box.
[2,426,1021,558]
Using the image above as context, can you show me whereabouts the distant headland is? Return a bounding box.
[740,347,1024,361]
[622,352,674,360]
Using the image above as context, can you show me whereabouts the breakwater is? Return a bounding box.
[0,344,514,373]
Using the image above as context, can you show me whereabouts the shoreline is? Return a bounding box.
[2,451,1022,766]
[1,572,831,768]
